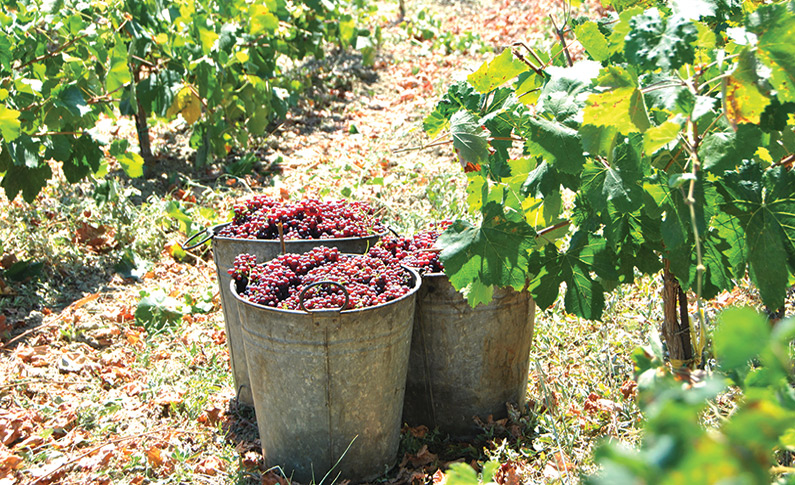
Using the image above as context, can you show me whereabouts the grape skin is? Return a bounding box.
[231,246,411,310]
[218,197,385,240]
[368,221,451,274]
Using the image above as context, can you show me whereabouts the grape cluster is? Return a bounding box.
[218,197,385,240]
[230,246,412,310]
[368,221,451,274]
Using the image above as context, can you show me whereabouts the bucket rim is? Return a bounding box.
[210,222,387,243]
[230,264,422,315]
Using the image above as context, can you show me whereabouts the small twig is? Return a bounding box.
[641,83,687,94]
[392,139,453,154]
[535,220,571,239]
[772,153,795,168]
[30,131,86,138]
[696,72,733,92]
[549,15,573,67]
[511,42,545,76]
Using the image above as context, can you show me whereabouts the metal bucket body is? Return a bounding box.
[232,268,420,482]
[210,222,381,406]
[402,274,535,438]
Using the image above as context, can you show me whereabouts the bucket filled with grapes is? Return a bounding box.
[229,247,420,482]
[369,223,536,438]
[181,197,386,406]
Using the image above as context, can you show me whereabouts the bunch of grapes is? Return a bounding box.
[219,197,385,240]
[368,221,452,274]
[230,246,412,310]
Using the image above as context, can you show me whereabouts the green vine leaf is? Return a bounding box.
[717,163,795,309]
[449,110,490,168]
[698,124,763,174]
[423,81,481,138]
[439,202,536,306]
[574,21,610,62]
[624,8,698,71]
[519,117,586,174]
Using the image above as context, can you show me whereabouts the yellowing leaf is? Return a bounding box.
[725,49,771,126]
[167,87,202,125]
[755,146,773,165]
[0,104,21,142]
[467,49,529,94]
[583,87,650,134]
[251,5,279,35]
[117,152,144,178]
[643,120,681,154]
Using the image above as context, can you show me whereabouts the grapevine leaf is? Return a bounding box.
[714,307,770,373]
[449,110,489,168]
[526,251,563,310]
[529,235,606,320]
[423,81,481,137]
[468,49,529,94]
[583,87,650,134]
[515,71,545,106]
[251,5,279,35]
[106,43,131,94]
[582,138,643,213]
[642,76,695,115]
[701,228,736,295]
[625,9,698,71]
[117,152,145,178]
[0,105,21,142]
[519,117,586,174]
[574,21,610,62]
[725,48,771,126]
[748,4,795,103]
[717,163,795,309]
[643,120,681,154]
[563,255,605,320]
[167,86,202,125]
[699,124,763,174]
[0,37,10,71]
[61,135,103,183]
[1,161,52,203]
[439,202,537,306]
[460,280,494,308]
[538,61,601,108]
[607,6,645,55]
[580,124,619,158]
[60,87,92,118]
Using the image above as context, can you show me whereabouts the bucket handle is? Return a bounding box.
[181,227,214,251]
[299,281,350,313]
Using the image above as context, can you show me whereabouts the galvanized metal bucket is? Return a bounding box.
[402,273,535,438]
[231,268,420,482]
[182,223,381,407]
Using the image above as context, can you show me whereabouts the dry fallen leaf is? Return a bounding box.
[0,444,24,472]
[195,455,225,476]
[261,470,289,485]
[77,444,116,471]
